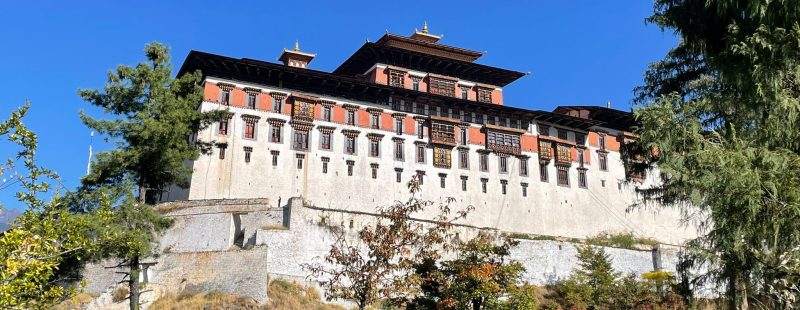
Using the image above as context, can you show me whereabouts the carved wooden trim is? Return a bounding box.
[267,118,287,127]
[317,125,336,134]
[366,133,384,141]
[243,87,262,94]
[269,92,287,99]
[342,129,360,138]
[218,82,235,91]
[289,120,313,131]
[241,114,261,122]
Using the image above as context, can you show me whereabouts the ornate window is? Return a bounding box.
[271,126,282,143]
[431,121,456,146]
[296,153,305,169]
[345,136,356,154]
[416,170,425,185]
[501,180,508,195]
[219,90,231,105]
[320,132,332,150]
[557,166,569,186]
[439,173,447,188]
[538,140,552,161]
[417,121,425,139]
[599,152,608,171]
[429,77,456,97]
[243,146,252,163]
[416,144,426,163]
[599,133,607,150]
[293,130,309,150]
[370,113,380,129]
[246,93,257,109]
[344,106,358,125]
[322,106,332,121]
[538,124,550,136]
[481,178,488,193]
[371,163,379,179]
[576,133,586,146]
[558,129,568,140]
[218,144,226,160]
[486,130,521,155]
[461,175,468,191]
[460,86,469,100]
[346,160,355,176]
[292,97,316,122]
[389,70,405,88]
[556,144,572,164]
[499,156,508,173]
[477,87,492,103]
[521,182,528,197]
[540,162,548,182]
[411,77,421,91]
[370,140,379,157]
[394,139,404,160]
[271,150,279,166]
[321,157,329,174]
[395,117,404,135]
[367,133,383,157]
[395,168,403,183]
[242,115,260,140]
[270,93,286,113]
[218,118,229,136]
[479,152,489,172]
[433,147,452,168]
[578,168,587,188]
[519,157,529,176]
[459,148,469,169]
[459,127,468,145]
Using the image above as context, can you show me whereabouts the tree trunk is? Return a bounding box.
[138,184,146,204]
[129,255,140,310]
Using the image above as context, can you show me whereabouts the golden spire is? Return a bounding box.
[422,21,428,33]
[294,40,300,51]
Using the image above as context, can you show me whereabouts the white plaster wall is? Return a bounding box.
[175,77,696,245]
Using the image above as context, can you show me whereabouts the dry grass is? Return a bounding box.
[53,293,95,310]
[266,279,346,310]
[260,225,289,230]
[112,285,130,303]
[149,280,346,310]
[150,291,261,310]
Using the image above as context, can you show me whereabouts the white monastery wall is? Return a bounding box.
[160,77,696,244]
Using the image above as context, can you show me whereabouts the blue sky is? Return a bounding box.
[0,1,676,210]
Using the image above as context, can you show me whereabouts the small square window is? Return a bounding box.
[296,154,305,169]
[321,157,330,174]
[218,145,226,160]
[271,150,279,166]
[243,146,252,163]
[395,168,403,183]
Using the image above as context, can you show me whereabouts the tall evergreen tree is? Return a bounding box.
[633,1,800,308]
[78,42,226,310]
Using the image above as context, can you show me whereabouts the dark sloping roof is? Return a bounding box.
[376,33,483,62]
[333,42,525,87]
[178,51,604,131]
[553,106,636,132]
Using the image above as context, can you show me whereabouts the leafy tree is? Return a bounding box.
[304,177,473,310]
[409,232,537,310]
[77,42,226,310]
[632,1,800,308]
[555,246,619,309]
[0,103,101,309]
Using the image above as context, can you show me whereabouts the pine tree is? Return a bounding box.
[77,42,226,310]
[633,1,800,308]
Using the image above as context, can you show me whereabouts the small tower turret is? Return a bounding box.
[279,40,316,68]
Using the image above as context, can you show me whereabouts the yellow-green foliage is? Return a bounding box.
[266,279,346,310]
[585,232,658,249]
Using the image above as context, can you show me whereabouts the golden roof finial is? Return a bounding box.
[422,21,428,33]
[294,40,300,51]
